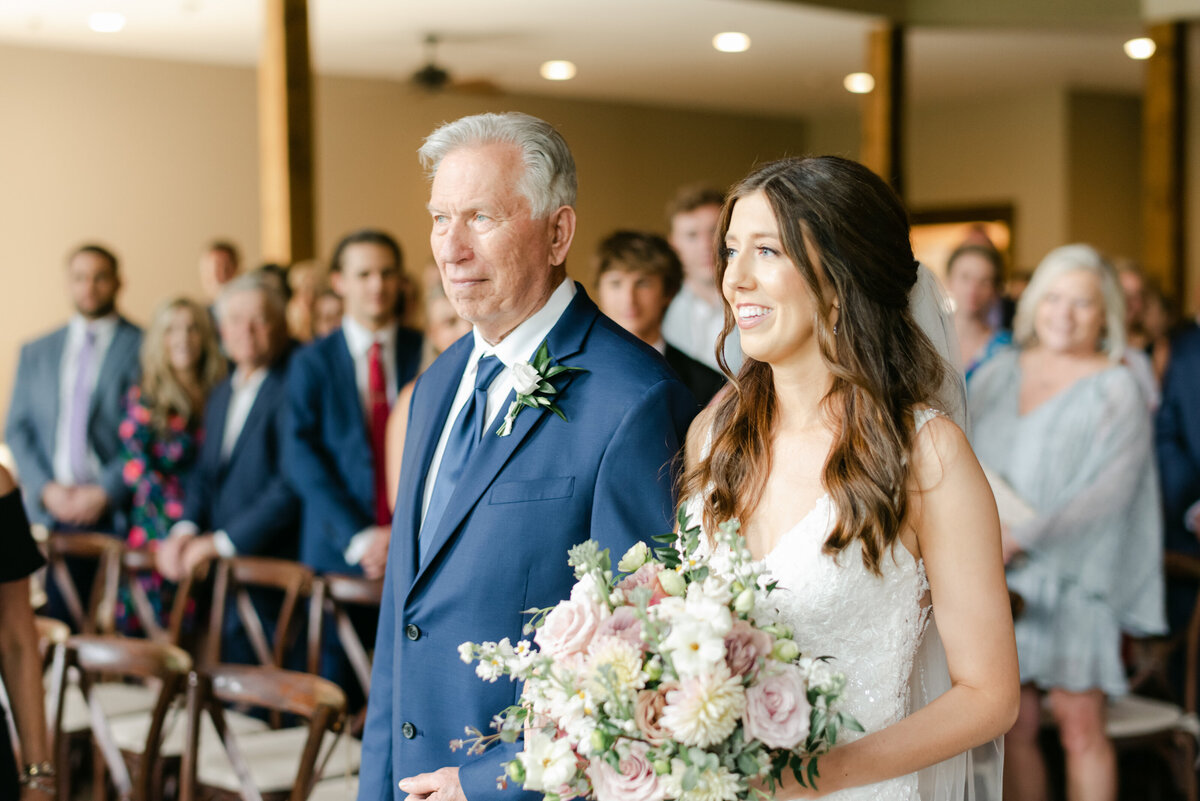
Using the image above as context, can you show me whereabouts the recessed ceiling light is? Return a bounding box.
[843,72,875,94]
[1123,37,1156,60]
[713,32,751,53]
[540,60,577,81]
[88,12,126,33]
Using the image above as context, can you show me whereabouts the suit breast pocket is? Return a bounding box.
[488,477,575,505]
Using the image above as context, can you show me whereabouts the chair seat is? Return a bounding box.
[307,774,359,801]
[1107,694,1200,739]
[109,706,268,757]
[49,682,159,734]
[197,727,362,793]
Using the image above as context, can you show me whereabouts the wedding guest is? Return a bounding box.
[1158,325,1200,643]
[384,280,471,512]
[6,244,142,624]
[662,184,743,373]
[1141,281,1175,382]
[155,275,299,662]
[1115,263,1161,407]
[359,111,695,801]
[198,240,241,306]
[970,243,1165,801]
[286,260,323,343]
[285,229,423,586]
[594,230,725,406]
[0,465,52,801]
[116,298,225,634]
[683,156,1017,799]
[312,288,344,339]
[945,243,1011,382]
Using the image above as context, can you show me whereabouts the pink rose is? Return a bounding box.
[534,596,604,660]
[617,562,662,592]
[633,687,672,745]
[725,619,774,678]
[743,664,812,749]
[588,743,665,801]
[594,606,645,650]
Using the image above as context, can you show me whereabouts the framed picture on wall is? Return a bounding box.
[910,204,1014,285]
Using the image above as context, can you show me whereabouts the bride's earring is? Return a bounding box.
[832,304,841,336]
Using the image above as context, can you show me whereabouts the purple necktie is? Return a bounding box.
[67,327,97,484]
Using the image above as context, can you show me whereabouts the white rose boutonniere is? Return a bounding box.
[497,341,586,437]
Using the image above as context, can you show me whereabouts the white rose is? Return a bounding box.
[511,361,542,395]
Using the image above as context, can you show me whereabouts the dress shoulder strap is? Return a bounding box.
[913,407,943,433]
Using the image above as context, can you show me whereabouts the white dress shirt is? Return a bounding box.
[419,278,576,530]
[170,365,267,556]
[53,313,119,485]
[661,284,743,373]
[340,315,400,414]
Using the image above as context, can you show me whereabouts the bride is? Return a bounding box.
[683,156,1019,799]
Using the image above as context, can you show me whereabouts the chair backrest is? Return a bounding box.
[179,664,347,801]
[205,556,317,670]
[35,616,71,666]
[118,546,197,645]
[47,635,192,801]
[45,532,123,633]
[311,574,383,695]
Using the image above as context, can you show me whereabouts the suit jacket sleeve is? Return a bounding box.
[223,391,299,555]
[5,342,54,526]
[457,376,696,801]
[96,325,143,509]
[283,352,373,546]
[1157,338,1200,533]
[357,558,397,800]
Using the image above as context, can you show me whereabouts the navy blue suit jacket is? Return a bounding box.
[283,327,423,574]
[184,358,299,557]
[357,288,696,801]
[5,317,142,529]
[1157,327,1200,553]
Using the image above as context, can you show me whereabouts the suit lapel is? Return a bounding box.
[408,289,599,596]
[44,328,67,444]
[393,339,473,593]
[331,330,371,444]
[88,319,134,422]
[207,381,232,469]
[226,367,279,468]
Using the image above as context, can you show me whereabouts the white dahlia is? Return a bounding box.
[660,663,746,747]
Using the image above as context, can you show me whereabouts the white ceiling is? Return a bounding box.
[0,0,1147,117]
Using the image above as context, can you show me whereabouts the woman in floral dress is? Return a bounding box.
[117,297,224,634]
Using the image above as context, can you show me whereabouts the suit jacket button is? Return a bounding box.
[402,722,416,739]
[405,624,421,641]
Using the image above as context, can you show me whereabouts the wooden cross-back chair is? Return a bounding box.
[45,532,123,633]
[309,574,383,735]
[117,546,199,645]
[204,556,318,672]
[1105,551,1200,801]
[179,665,353,801]
[47,635,192,801]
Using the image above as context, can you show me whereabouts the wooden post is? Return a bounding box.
[861,24,906,199]
[259,0,315,265]
[1141,21,1186,303]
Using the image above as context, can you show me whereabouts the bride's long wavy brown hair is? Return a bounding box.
[684,156,947,574]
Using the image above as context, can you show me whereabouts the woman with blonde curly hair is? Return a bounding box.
[117,297,224,633]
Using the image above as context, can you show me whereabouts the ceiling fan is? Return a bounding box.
[411,34,502,95]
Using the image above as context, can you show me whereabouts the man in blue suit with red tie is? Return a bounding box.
[357,113,697,801]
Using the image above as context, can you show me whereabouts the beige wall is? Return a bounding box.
[0,43,809,425]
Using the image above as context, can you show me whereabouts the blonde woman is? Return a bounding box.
[969,244,1165,801]
[117,297,224,632]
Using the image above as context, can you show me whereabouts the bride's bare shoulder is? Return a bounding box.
[910,410,974,493]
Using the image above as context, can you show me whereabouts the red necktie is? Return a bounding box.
[368,342,391,525]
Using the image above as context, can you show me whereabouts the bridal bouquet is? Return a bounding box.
[456,507,861,801]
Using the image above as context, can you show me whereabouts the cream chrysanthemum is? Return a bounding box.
[588,636,647,698]
[660,663,746,747]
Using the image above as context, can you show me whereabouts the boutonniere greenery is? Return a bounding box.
[497,341,586,437]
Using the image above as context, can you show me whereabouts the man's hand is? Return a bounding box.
[361,526,391,579]
[398,766,465,801]
[156,534,193,581]
[40,482,73,520]
[181,534,220,577]
[1188,502,1200,537]
[68,485,109,525]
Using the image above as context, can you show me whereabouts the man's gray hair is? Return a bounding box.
[214,271,287,326]
[418,112,577,219]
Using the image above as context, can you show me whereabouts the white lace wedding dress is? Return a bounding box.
[693,411,1000,801]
